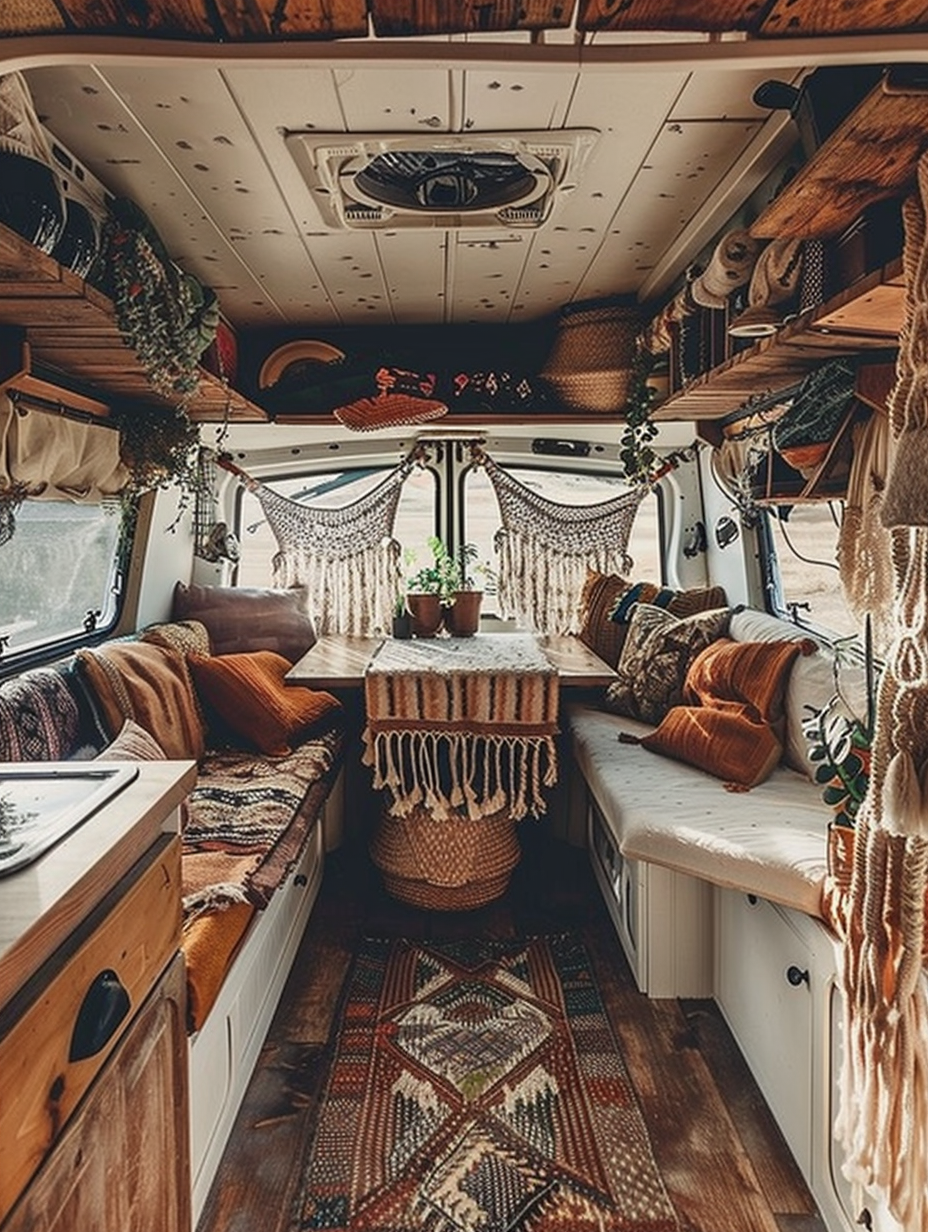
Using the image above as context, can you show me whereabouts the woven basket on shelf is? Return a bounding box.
[540,300,641,412]
[369,806,520,910]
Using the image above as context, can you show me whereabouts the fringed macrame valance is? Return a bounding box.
[835,154,928,1231]
[474,446,647,634]
[215,450,419,635]
[837,411,894,655]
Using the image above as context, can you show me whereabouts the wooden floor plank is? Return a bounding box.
[196,830,825,1232]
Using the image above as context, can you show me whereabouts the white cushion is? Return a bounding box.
[567,702,829,917]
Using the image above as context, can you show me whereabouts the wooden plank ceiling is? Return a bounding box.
[2,0,928,40]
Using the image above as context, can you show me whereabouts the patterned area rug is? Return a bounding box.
[293,935,679,1231]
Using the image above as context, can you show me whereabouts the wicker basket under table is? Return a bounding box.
[369,806,520,910]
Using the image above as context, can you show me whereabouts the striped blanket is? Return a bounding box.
[362,633,559,821]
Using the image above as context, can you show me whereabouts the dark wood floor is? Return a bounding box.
[196,824,828,1232]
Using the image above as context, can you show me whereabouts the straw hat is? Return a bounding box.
[691,229,761,310]
[729,238,804,337]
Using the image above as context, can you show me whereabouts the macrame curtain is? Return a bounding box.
[473,445,647,634]
[836,155,928,1231]
[216,450,419,635]
[837,411,894,656]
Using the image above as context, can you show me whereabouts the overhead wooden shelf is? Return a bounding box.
[750,68,928,241]
[651,258,903,422]
[0,222,267,425]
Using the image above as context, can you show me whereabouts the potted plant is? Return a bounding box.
[444,543,492,637]
[404,537,457,637]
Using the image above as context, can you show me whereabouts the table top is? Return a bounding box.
[286,631,617,689]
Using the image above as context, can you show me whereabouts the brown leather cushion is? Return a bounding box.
[172,583,316,664]
[640,638,808,788]
[188,650,341,757]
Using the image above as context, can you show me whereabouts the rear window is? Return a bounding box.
[763,502,857,638]
[0,500,125,661]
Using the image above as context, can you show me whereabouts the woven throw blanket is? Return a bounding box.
[182,729,339,918]
[362,634,558,822]
[293,934,679,1232]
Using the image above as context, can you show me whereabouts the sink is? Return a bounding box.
[0,764,139,876]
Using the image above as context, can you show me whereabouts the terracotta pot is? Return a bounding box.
[444,590,483,637]
[406,593,443,638]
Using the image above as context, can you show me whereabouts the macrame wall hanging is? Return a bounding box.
[834,155,928,1232]
[473,444,648,634]
[837,411,894,655]
[214,449,421,636]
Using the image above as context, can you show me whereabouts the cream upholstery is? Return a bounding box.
[568,608,870,919]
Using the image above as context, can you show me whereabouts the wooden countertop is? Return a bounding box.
[0,760,197,1015]
[286,631,617,689]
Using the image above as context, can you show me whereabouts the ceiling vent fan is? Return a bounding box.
[284,130,599,230]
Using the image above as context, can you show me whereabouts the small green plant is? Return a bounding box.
[405,536,459,604]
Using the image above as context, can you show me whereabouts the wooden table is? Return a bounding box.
[286,631,617,689]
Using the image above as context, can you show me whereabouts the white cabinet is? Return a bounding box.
[587,799,714,997]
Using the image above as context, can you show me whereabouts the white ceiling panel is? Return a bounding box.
[462,68,576,131]
[670,66,806,121]
[374,230,446,323]
[575,117,762,303]
[449,231,531,323]
[302,229,392,324]
[334,64,453,132]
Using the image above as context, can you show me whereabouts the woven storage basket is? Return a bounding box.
[541,301,641,412]
[370,806,520,910]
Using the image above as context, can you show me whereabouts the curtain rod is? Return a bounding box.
[7,388,120,431]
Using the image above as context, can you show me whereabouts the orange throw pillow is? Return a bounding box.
[188,650,341,757]
[640,638,807,788]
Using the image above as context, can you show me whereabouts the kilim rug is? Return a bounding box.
[292,934,680,1231]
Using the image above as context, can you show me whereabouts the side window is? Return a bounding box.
[235,466,438,588]
[462,466,662,616]
[762,503,858,638]
[0,500,125,660]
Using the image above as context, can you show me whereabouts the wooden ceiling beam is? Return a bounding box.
[577,0,773,34]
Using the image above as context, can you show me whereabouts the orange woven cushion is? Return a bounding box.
[188,650,341,756]
[333,393,448,432]
[640,705,782,788]
[640,638,807,788]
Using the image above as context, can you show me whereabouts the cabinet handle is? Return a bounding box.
[786,965,809,987]
[69,969,131,1062]
[294,873,308,887]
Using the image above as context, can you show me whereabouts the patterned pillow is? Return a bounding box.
[604,604,730,725]
[140,619,211,658]
[0,667,81,761]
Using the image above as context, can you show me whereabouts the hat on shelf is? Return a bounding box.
[691,229,762,310]
[729,238,804,337]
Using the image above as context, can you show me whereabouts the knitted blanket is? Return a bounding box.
[362,634,559,822]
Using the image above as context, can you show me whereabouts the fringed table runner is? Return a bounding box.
[362,633,559,822]
[474,447,647,634]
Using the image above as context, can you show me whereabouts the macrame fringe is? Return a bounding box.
[364,728,557,823]
[271,537,400,638]
[838,413,895,655]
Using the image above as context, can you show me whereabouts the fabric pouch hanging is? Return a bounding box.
[772,357,857,475]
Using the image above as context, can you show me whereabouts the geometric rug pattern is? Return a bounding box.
[293,935,680,1230]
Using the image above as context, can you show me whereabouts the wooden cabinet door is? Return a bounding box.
[3,954,190,1232]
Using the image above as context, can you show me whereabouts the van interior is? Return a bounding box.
[1,6,928,1232]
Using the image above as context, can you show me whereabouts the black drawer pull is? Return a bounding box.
[786,965,809,988]
[69,969,130,1062]
[294,873,308,887]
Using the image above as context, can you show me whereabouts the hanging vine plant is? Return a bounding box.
[111,401,207,529]
[103,198,219,401]
[618,348,660,485]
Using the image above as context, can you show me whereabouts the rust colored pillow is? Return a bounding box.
[188,650,341,757]
[172,583,316,664]
[639,638,808,788]
[76,642,206,762]
[640,706,783,788]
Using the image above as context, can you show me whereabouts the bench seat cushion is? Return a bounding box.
[567,701,829,917]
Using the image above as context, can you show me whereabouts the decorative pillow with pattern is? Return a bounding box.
[604,604,731,724]
[0,667,81,761]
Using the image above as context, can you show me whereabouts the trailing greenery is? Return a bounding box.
[618,350,660,485]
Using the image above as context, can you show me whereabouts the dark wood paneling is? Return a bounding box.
[577,0,770,32]
[761,0,928,37]
[212,0,368,40]
[56,0,215,36]
[371,0,571,37]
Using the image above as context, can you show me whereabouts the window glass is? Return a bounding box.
[0,500,124,657]
[236,467,437,587]
[764,502,858,638]
[463,467,661,614]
